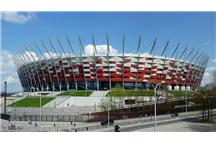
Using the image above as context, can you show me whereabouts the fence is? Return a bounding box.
[9,114,90,122]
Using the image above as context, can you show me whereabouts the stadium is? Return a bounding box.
[14,36,209,92]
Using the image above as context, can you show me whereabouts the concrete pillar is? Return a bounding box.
[181,86,185,91]
[167,85,172,91]
[174,85,179,90]
[186,86,191,91]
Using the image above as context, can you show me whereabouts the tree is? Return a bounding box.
[99,97,124,111]
[195,85,216,122]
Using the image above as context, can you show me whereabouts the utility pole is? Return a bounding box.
[4,81,7,114]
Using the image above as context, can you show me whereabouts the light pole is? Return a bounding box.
[185,88,188,113]
[39,88,44,132]
[143,80,165,132]
[104,87,110,127]
[107,88,110,127]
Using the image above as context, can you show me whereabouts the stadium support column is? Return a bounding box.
[29,44,48,91]
[135,35,142,90]
[42,40,61,91]
[18,49,38,92]
[186,49,200,90]
[49,39,68,91]
[182,48,195,90]
[106,34,111,90]
[122,34,125,90]
[66,36,78,90]
[177,46,187,89]
[25,46,44,91]
[35,42,53,91]
[92,35,99,90]
[21,48,41,91]
[160,40,169,85]
[51,40,66,91]
[58,38,70,91]
[78,35,88,91]
[170,43,180,90]
[149,38,157,85]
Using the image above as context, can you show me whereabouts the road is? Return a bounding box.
[2,110,215,132]
[134,121,216,132]
[88,110,216,132]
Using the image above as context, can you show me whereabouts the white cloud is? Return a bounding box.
[84,44,118,55]
[0,50,22,92]
[1,12,35,24]
[43,52,59,59]
[201,63,216,86]
[213,58,216,64]
[17,51,39,62]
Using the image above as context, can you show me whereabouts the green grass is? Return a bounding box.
[57,90,92,96]
[9,97,55,107]
[106,90,154,97]
[169,91,194,97]
[106,90,195,97]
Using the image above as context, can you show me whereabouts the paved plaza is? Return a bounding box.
[134,121,216,132]
[1,110,216,132]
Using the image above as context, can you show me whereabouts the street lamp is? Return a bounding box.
[185,87,188,113]
[104,87,110,127]
[39,87,44,132]
[143,80,165,132]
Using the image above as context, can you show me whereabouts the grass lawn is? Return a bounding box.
[106,90,154,97]
[9,97,55,107]
[57,90,92,96]
[106,90,194,97]
[169,91,194,97]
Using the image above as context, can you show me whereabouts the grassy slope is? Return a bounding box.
[9,97,55,107]
[57,90,92,96]
[107,90,194,97]
[169,91,194,97]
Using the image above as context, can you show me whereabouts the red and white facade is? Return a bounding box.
[15,53,207,92]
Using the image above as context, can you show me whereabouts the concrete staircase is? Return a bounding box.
[89,91,108,97]
[43,97,69,108]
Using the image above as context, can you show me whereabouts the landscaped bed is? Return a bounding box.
[9,97,55,107]
[57,90,92,96]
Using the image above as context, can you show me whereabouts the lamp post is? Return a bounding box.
[185,88,188,113]
[104,87,110,127]
[143,80,165,132]
[107,88,110,127]
[39,88,44,132]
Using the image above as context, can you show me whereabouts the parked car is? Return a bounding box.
[101,119,114,126]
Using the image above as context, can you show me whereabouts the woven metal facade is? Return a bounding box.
[14,36,208,92]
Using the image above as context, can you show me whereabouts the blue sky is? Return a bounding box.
[1,12,215,92]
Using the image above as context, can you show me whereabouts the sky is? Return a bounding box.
[1,12,216,92]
